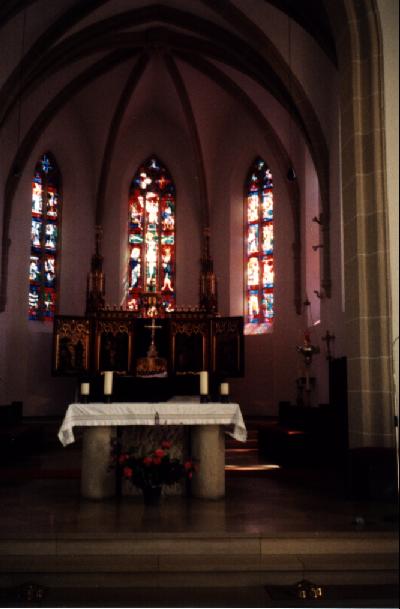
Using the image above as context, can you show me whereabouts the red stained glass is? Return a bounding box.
[245,158,274,334]
[127,157,176,315]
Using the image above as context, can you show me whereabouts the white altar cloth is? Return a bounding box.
[58,400,247,447]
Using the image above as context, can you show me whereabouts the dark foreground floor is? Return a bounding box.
[0,430,398,608]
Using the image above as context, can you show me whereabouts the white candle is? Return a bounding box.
[199,371,208,395]
[220,382,229,396]
[103,371,113,395]
[80,382,90,396]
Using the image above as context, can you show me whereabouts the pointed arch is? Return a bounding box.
[29,152,62,321]
[127,156,176,315]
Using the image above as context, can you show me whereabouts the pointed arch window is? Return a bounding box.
[126,157,176,315]
[29,153,62,321]
[245,158,274,335]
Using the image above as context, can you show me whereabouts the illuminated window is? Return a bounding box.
[126,157,176,315]
[29,153,61,321]
[245,158,274,335]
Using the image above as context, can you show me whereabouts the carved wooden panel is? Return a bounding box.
[53,316,91,375]
[94,318,133,373]
[170,319,209,375]
[211,317,244,378]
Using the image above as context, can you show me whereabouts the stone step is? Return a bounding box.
[0,534,397,588]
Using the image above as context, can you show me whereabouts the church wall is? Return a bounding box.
[211,106,308,416]
[0,105,94,414]
[0,2,357,424]
[376,0,399,437]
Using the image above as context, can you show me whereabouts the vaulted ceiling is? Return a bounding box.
[1,0,336,206]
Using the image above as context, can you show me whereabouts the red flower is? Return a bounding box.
[143,456,153,465]
[153,457,162,465]
[184,460,193,471]
[154,449,165,458]
[119,454,128,464]
[123,467,133,478]
[161,440,172,449]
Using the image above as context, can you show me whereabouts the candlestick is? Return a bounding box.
[80,382,90,403]
[219,382,230,403]
[199,371,208,395]
[103,371,113,397]
[199,371,210,403]
[80,382,90,396]
[220,382,229,395]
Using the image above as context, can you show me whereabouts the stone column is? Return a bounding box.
[191,425,225,499]
[81,426,115,499]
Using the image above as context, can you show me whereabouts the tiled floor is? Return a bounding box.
[0,432,397,538]
[0,426,398,608]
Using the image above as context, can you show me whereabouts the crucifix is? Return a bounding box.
[144,318,163,358]
[322,330,335,360]
[296,332,320,405]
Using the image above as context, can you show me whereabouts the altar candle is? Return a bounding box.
[199,371,208,395]
[80,382,90,396]
[103,371,113,395]
[220,382,229,396]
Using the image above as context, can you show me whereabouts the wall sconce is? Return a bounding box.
[312,244,324,251]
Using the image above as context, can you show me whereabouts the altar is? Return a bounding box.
[58,399,247,500]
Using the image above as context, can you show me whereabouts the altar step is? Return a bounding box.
[0,533,397,590]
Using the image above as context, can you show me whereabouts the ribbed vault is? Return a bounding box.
[0,1,334,311]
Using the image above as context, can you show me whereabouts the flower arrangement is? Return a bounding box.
[110,439,196,496]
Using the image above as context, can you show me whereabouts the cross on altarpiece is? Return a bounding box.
[144,318,163,358]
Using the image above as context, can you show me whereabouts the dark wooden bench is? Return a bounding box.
[0,402,41,463]
[258,403,340,466]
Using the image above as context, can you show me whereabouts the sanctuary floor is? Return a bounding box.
[0,422,398,607]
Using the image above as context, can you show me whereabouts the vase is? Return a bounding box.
[142,485,162,505]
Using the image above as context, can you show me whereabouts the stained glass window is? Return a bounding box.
[245,158,274,335]
[127,157,176,315]
[29,153,61,321]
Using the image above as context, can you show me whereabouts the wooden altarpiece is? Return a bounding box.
[52,310,244,400]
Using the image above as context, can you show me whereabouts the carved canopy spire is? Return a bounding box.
[86,225,105,314]
[199,227,218,314]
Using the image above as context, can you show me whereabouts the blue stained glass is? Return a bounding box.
[29,153,61,321]
[45,223,57,250]
[31,220,42,248]
[28,285,40,319]
[262,223,273,254]
[262,190,273,221]
[44,256,56,287]
[41,155,53,174]
[262,292,274,321]
[248,224,259,255]
[29,256,40,282]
